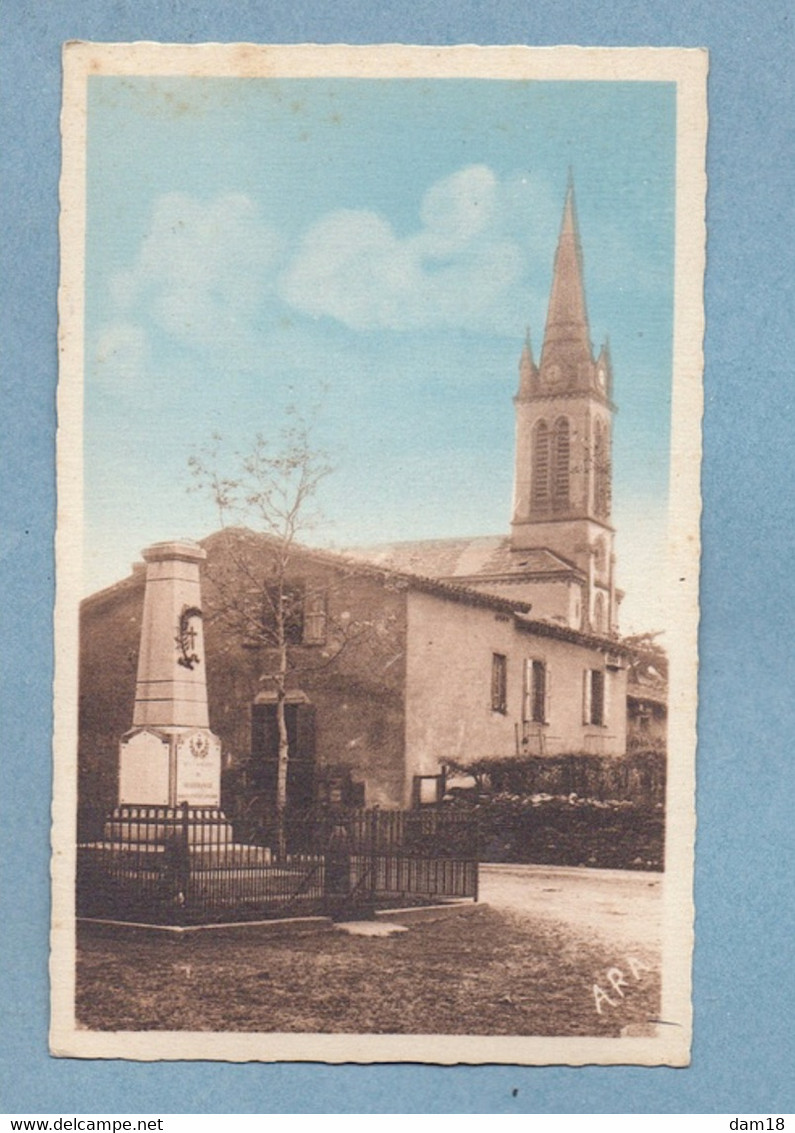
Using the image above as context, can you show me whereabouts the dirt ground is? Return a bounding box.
[479,862,662,949]
[76,865,662,1035]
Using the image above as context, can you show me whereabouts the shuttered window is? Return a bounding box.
[583,669,606,726]
[302,587,327,645]
[523,658,549,724]
[491,653,508,714]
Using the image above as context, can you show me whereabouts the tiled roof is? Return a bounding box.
[345,535,580,581]
[82,528,624,652]
[82,528,532,619]
[200,529,534,615]
[514,613,632,655]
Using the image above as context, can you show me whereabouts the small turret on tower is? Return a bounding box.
[595,339,613,399]
[516,327,538,399]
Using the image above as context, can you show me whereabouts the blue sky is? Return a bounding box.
[84,77,675,632]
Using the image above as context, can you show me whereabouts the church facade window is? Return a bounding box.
[552,417,570,510]
[531,420,551,511]
[532,417,571,514]
[491,652,508,714]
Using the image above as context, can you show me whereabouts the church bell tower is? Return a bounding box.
[511,180,618,635]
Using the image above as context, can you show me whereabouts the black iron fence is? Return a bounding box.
[77,803,478,925]
[233,803,478,857]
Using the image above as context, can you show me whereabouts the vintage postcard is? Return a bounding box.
[51,43,706,1065]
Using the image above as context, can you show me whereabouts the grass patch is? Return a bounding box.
[76,907,660,1036]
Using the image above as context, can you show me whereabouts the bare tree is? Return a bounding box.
[189,407,337,855]
[189,406,387,856]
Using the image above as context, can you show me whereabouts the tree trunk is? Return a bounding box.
[274,639,289,860]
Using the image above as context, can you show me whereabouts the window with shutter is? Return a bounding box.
[523,658,549,725]
[491,653,507,714]
[582,669,592,724]
[263,582,304,644]
[302,586,327,644]
[583,668,606,726]
[531,659,546,723]
[591,670,605,725]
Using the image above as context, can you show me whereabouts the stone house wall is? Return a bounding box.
[404,589,627,786]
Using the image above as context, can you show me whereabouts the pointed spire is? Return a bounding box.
[539,178,593,377]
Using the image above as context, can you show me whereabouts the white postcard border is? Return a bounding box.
[51,42,706,1066]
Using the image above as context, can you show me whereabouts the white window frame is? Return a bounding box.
[583,667,608,727]
[523,657,550,726]
[491,652,508,714]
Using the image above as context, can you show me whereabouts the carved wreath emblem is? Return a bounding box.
[189,731,209,759]
[175,605,203,670]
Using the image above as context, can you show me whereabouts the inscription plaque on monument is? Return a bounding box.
[118,729,170,806]
[174,730,222,807]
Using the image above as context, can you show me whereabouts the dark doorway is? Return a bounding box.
[251,700,316,809]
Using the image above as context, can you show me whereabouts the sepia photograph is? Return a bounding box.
[51,43,705,1065]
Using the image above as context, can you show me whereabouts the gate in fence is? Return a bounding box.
[77,803,478,925]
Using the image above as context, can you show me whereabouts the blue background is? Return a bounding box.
[1,0,793,1115]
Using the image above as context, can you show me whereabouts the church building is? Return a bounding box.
[78,183,637,821]
[350,182,620,636]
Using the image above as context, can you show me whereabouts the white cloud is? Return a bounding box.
[90,173,560,397]
[418,164,498,252]
[279,165,539,332]
[110,192,281,350]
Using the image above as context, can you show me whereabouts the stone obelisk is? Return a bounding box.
[110,540,230,843]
